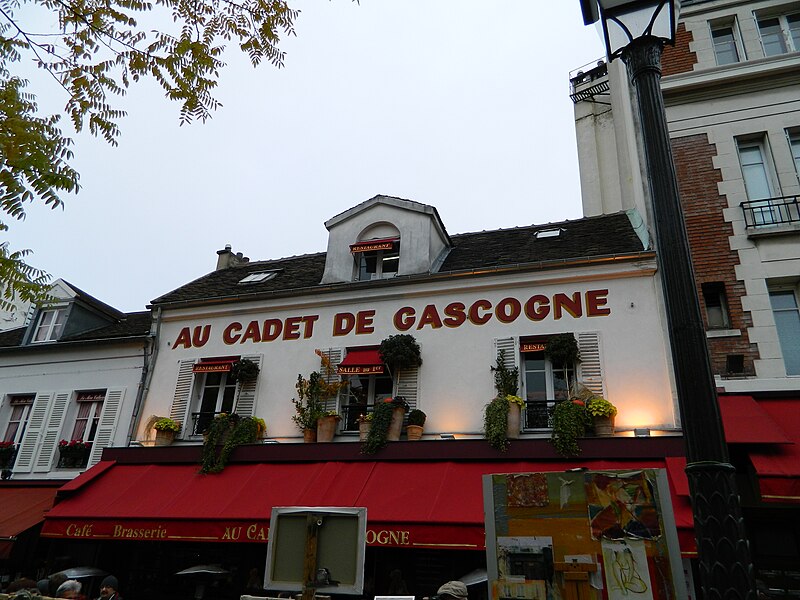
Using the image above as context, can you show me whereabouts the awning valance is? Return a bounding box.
[41,458,695,554]
[337,349,385,375]
[718,395,791,444]
[0,485,60,559]
[193,358,238,373]
[747,398,800,503]
[349,238,398,254]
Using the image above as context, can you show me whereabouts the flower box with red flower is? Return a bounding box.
[0,441,17,469]
[57,439,92,468]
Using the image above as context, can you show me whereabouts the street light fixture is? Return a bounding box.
[578,2,757,600]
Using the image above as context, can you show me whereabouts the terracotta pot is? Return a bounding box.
[387,406,405,441]
[317,416,339,442]
[154,430,175,446]
[358,421,372,442]
[406,424,424,441]
[507,402,521,439]
[303,428,317,443]
[594,415,616,437]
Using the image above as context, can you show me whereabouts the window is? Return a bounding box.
[339,372,393,431]
[3,394,34,444]
[789,130,800,180]
[738,138,779,225]
[769,289,800,376]
[70,391,105,442]
[238,271,278,284]
[350,238,400,281]
[757,12,800,56]
[193,371,238,434]
[521,342,576,430]
[711,22,741,65]
[702,282,731,329]
[32,308,67,342]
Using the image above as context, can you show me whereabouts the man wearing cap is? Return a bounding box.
[97,576,122,600]
[437,581,468,600]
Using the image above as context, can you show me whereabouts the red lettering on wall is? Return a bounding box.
[302,315,319,338]
[172,327,193,349]
[496,298,522,324]
[333,313,356,336]
[586,289,611,316]
[443,302,466,328]
[355,311,376,335]
[553,292,583,319]
[524,295,551,321]
[223,322,242,345]
[283,317,302,340]
[241,321,262,344]
[262,319,282,341]
[468,299,492,325]
[393,307,415,331]
[191,325,211,347]
[417,305,443,329]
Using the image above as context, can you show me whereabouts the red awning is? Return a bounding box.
[0,485,60,559]
[748,399,800,503]
[337,349,385,375]
[718,395,791,444]
[41,459,695,554]
[349,238,398,254]
[193,359,237,373]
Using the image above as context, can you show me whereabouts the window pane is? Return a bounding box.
[770,291,800,376]
[790,133,800,177]
[358,253,378,281]
[373,375,393,400]
[712,27,739,65]
[788,14,800,51]
[770,290,797,311]
[525,371,547,401]
[759,18,787,56]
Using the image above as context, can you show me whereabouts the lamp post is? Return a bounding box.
[578,2,756,599]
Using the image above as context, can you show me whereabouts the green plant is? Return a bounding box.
[491,352,519,397]
[550,400,592,457]
[408,409,426,427]
[507,395,525,408]
[545,333,580,366]
[252,417,267,438]
[587,396,617,418]
[231,358,260,382]
[320,410,341,419]
[153,417,181,432]
[292,350,348,432]
[379,334,423,371]
[361,401,396,455]
[484,396,511,451]
[200,413,260,474]
[358,413,374,423]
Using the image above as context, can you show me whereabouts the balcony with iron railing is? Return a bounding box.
[741,195,800,232]
[569,58,609,104]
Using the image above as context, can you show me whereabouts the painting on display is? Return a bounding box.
[483,469,685,600]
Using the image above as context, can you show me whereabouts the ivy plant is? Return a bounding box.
[200,413,260,474]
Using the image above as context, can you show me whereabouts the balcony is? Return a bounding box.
[569,59,609,104]
[741,195,800,233]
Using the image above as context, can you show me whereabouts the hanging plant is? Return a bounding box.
[230,358,260,382]
[361,401,395,455]
[379,334,423,371]
[484,396,511,451]
[544,333,580,366]
[550,400,592,457]
[200,413,261,473]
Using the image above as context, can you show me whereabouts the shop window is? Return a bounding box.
[710,20,742,65]
[351,238,400,281]
[521,340,576,430]
[737,137,779,225]
[769,288,800,376]
[3,394,35,444]
[757,12,800,56]
[702,282,731,329]
[31,307,67,342]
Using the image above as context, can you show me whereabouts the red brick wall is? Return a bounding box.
[662,23,697,76]
[671,134,759,376]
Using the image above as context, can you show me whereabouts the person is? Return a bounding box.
[437,581,468,600]
[98,576,122,600]
[55,580,82,599]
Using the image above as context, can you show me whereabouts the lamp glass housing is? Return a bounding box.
[596,0,680,59]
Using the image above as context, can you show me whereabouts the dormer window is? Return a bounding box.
[238,271,278,285]
[351,238,400,281]
[32,308,68,342]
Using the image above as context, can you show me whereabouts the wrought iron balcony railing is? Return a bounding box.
[191,411,228,436]
[340,403,372,432]
[525,400,555,430]
[741,195,800,229]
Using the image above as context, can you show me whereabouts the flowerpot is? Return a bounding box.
[358,421,372,442]
[594,415,616,437]
[303,428,317,443]
[406,425,424,441]
[387,406,405,441]
[154,430,175,446]
[317,416,339,443]
[507,402,521,439]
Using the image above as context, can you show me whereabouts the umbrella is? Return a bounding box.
[50,567,107,579]
[176,565,230,576]
[459,569,488,586]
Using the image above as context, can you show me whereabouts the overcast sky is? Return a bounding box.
[7,2,606,313]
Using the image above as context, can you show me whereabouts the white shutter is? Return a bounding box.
[577,331,605,397]
[234,354,263,417]
[13,392,52,473]
[319,348,343,413]
[395,367,419,411]
[170,359,196,437]
[33,391,71,472]
[88,388,125,467]
[494,337,519,394]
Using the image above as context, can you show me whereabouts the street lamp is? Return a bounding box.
[577,2,757,600]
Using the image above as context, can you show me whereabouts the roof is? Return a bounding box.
[0,311,152,350]
[152,212,648,307]
[60,279,125,320]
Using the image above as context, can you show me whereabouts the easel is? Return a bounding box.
[301,514,322,600]
[554,561,597,600]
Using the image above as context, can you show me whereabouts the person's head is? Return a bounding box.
[100,575,119,599]
[437,581,468,600]
[56,579,82,599]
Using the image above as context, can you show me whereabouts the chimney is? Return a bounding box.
[216,245,250,270]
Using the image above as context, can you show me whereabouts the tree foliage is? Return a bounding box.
[0,0,299,310]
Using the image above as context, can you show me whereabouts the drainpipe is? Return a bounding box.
[127,306,162,445]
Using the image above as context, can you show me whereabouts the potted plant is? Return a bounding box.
[385,396,409,441]
[485,352,522,447]
[361,400,395,455]
[544,333,580,365]
[200,413,261,473]
[587,396,617,437]
[230,358,260,382]
[317,410,341,443]
[379,334,423,372]
[57,439,92,468]
[153,417,181,446]
[550,399,592,457]
[406,409,426,440]
[292,350,348,442]
[358,413,373,442]
[0,441,17,469]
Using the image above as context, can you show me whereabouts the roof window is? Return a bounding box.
[534,228,564,239]
[238,271,278,285]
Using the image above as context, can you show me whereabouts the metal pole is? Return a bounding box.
[621,35,757,600]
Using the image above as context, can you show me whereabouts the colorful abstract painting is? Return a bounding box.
[585,471,662,540]
[507,473,550,508]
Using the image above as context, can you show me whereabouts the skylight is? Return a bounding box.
[534,228,563,239]
[238,271,278,284]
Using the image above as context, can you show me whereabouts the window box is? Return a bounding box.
[57,441,92,469]
[0,442,17,470]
